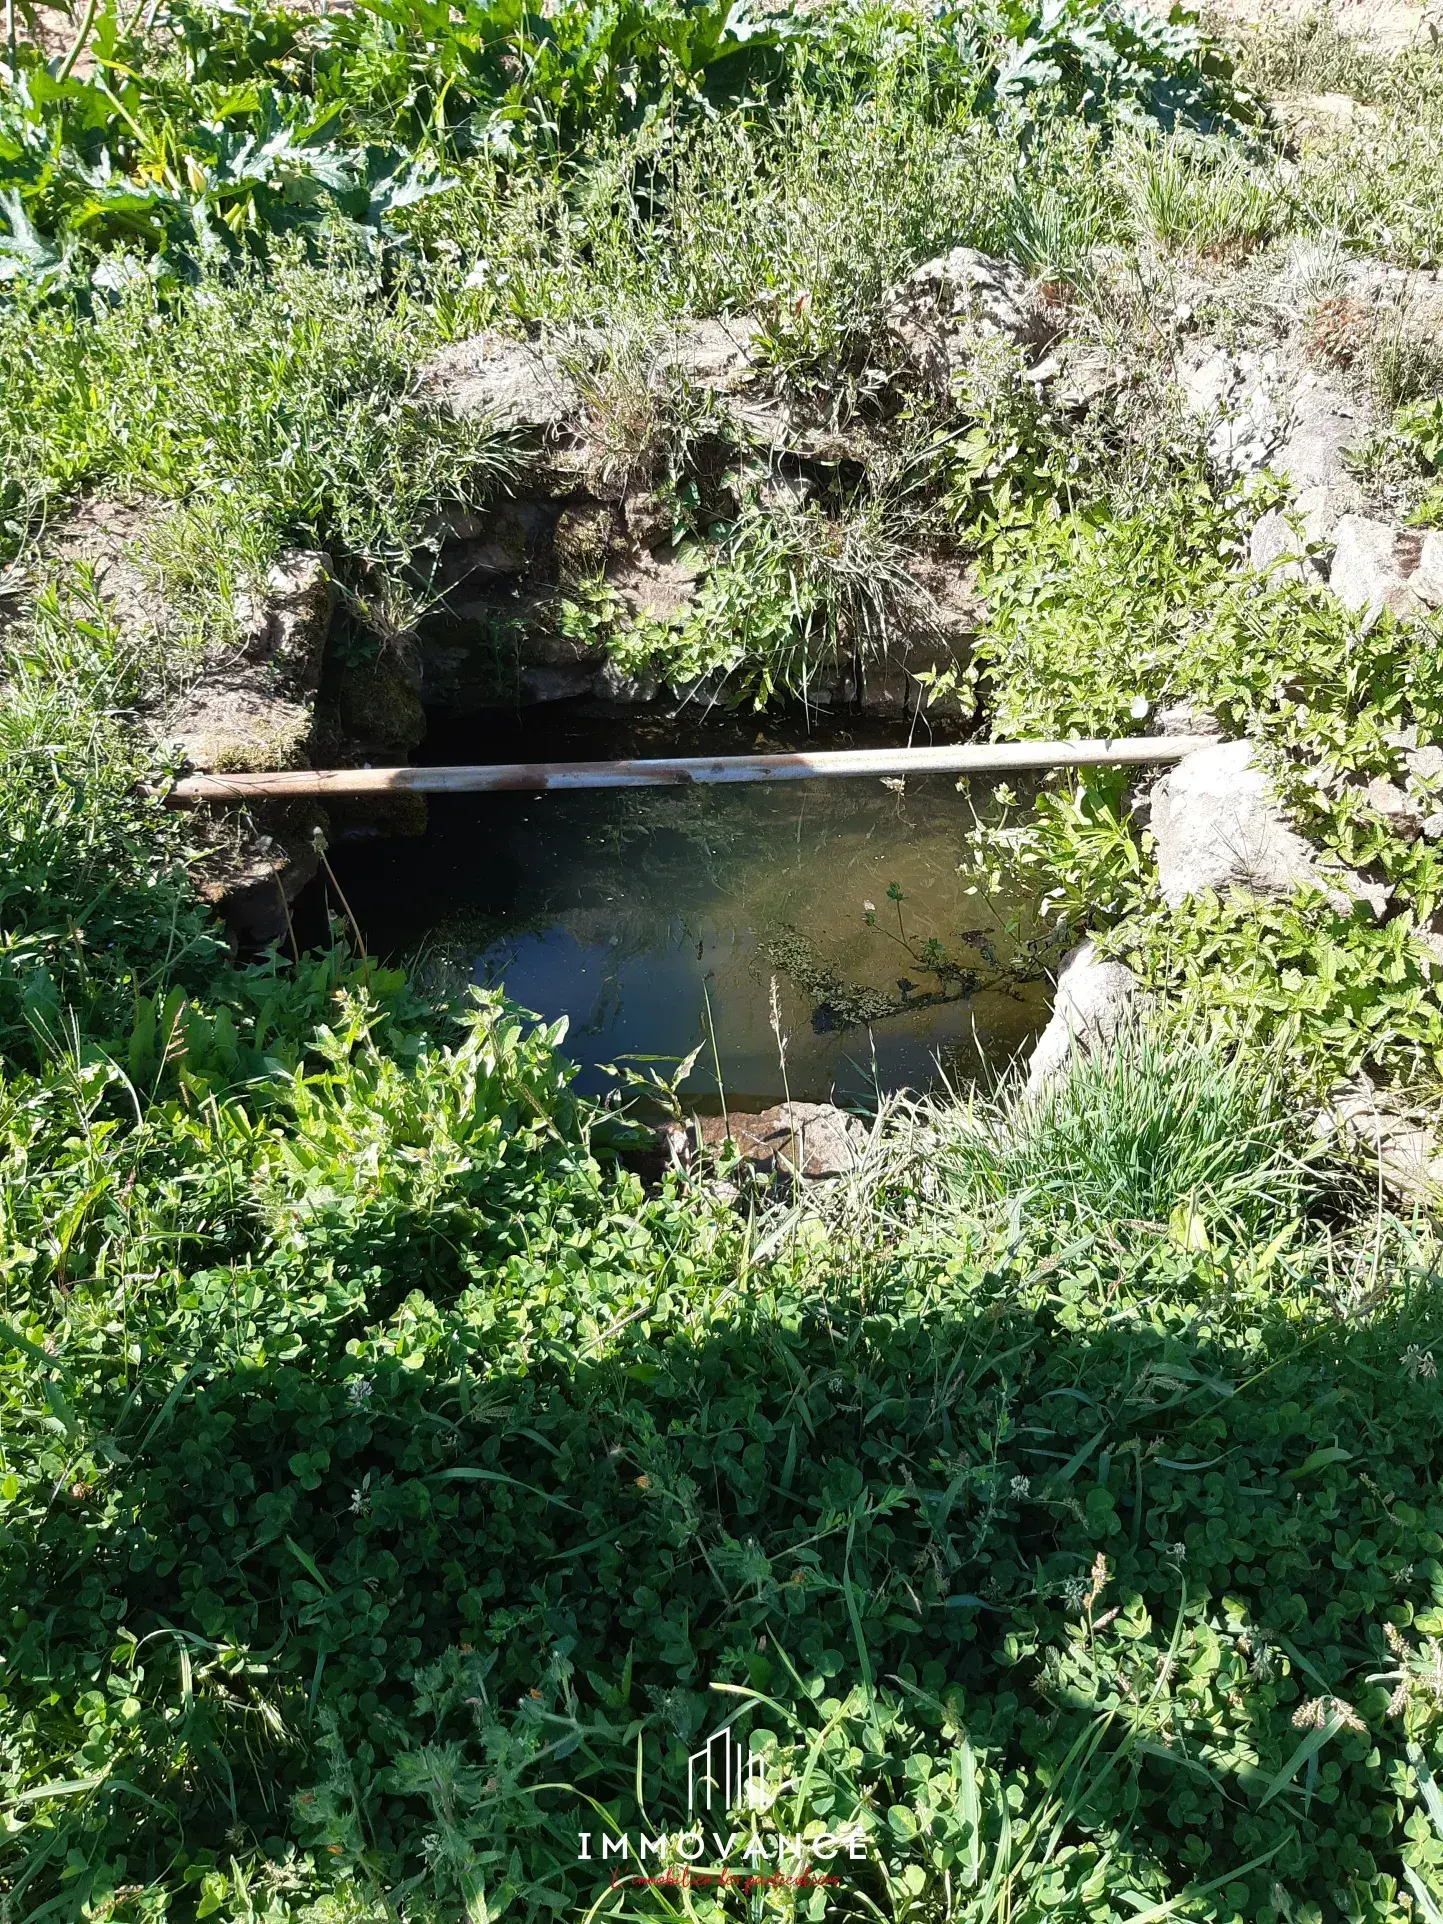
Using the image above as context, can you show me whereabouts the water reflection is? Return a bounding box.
[322,709,1053,1108]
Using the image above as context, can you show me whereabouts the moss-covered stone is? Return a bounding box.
[336,650,427,756]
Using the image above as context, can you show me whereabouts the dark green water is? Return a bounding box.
[322,707,1051,1108]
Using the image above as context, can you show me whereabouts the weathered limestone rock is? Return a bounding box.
[335,648,427,759]
[1248,482,1335,582]
[232,548,334,689]
[652,316,761,394]
[1363,775,1425,840]
[1327,515,1427,623]
[1031,340,1126,415]
[1154,700,1223,738]
[427,499,553,575]
[160,550,333,772]
[1026,940,1138,1092]
[666,1102,860,1180]
[605,544,708,623]
[883,248,1050,394]
[1412,530,1443,608]
[162,687,315,774]
[1151,740,1311,904]
[194,820,323,949]
[1182,345,1371,499]
[416,330,583,437]
[1318,1073,1443,1209]
[553,503,619,580]
[1180,346,1285,475]
[1273,371,1366,501]
[1149,738,1386,915]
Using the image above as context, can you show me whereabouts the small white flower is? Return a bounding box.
[1129,695,1150,721]
[1009,1475,1031,1498]
[347,1376,374,1406]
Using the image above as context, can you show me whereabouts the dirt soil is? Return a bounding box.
[1200,0,1439,52]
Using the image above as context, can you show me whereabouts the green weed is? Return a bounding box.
[1118,130,1280,258]
[0,241,517,629]
[937,1020,1316,1241]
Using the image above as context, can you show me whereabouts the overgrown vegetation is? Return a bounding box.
[8,0,1443,1920]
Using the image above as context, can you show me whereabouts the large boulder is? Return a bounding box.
[1273,368,1367,500]
[1026,940,1138,1092]
[1181,347,1368,495]
[1410,530,1443,608]
[1318,1073,1443,1209]
[1179,346,1285,475]
[1150,740,1315,905]
[1149,738,1386,916]
[232,549,334,692]
[883,248,1050,395]
[1248,482,1334,582]
[652,316,761,395]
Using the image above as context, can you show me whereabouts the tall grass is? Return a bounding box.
[414,89,1023,375]
[934,1022,1319,1240]
[0,243,518,628]
[1118,132,1280,258]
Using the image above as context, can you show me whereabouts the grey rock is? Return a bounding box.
[234,550,333,690]
[1273,373,1365,500]
[1181,350,1366,496]
[1363,775,1424,840]
[429,499,553,576]
[1248,483,1335,582]
[1154,701,1223,738]
[1318,1073,1443,1209]
[1046,341,1126,414]
[652,316,761,394]
[594,658,660,705]
[415,330,583,437]
[161,549,333,773]
[1150,739,1382,917]
[883,247,1049,394]
[605,544,708,623]
[1412,530,1443,609]
[518,662,599,703]
[1408,742,1443,783]
[1151,740,1313,905]
[195,833,322,948]
[1327,514,1427,622]
[161,687,316,775]
[1026,940,1138,1093]
[1180,346,1284,475]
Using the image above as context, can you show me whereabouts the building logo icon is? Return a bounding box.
[686,1727,766,1813]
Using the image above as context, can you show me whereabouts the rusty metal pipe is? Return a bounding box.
[167,735,1214,804]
